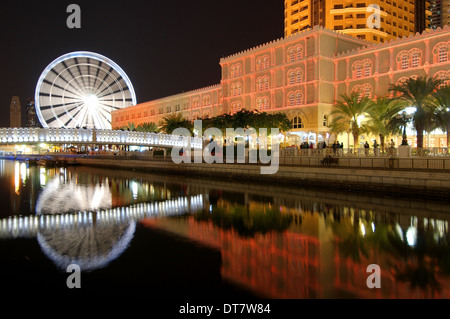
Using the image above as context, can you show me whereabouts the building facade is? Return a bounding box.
[430,0,450,28]
[444,0,450,26]
[9,96,21,128]
[284,0,430,43]
[112,25,450,147]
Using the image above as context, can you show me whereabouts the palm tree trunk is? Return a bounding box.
[379,134,385,151]
[353,133,359,150]
[417,130,424,149]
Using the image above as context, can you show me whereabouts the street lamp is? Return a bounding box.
[395,111,413,146]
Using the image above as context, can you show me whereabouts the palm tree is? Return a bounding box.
[329,92,372,150]
[121,122,136,131]
[136,122,159,133]
[365,97,405,151]
[160,113,193,134]
[433,85,450,148]
[388,76,442,149]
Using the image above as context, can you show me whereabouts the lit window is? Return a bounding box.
[289,93,296,106]
[231,101,242,114]
[288,71,296,85]
[257,77,269,91]
[296,70,303,83]
[438,46,448,63]
[401,55,409,69]
[257,97,269,111]
[257,55,270,70]
[231,83,242,96]
[356,64,363,78]
[411,53,420,67]
[364,62,371,77]
[291,116,303,129]
[231,63,242,77]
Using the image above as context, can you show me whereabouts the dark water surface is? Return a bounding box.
[0,159,449,302]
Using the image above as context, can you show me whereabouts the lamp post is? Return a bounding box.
[396,111,412,146]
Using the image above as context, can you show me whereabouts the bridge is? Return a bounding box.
[0,194,204,239]
[0,127,203,149]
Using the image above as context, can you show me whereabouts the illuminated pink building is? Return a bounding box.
[112,25,450,147]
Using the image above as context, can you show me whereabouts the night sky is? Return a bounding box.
[0,0,284,127]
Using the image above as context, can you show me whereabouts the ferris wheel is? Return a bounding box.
[35,51,137,130]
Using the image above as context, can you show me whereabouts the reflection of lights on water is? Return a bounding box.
[131,181,138,200]
[210,204,213,213]
[360,222,366,237]
[20,163,27,184]
[14,162,19,195]
[40,167,46,186]
[406,227,417,247]
[395,223,404,241]
[371,222,375,233]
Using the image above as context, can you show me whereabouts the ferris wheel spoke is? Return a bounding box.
[98,102,121,110]
[74,58,87,88]
[42,79,81,98]
[50,68,84,96]
[92,61,102,89]
[39,101,79,111]
[97,76,123,96]
[64,107,84,127]
[98,87,129,99]
[61,61,83,91]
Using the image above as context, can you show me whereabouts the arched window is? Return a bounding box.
[287,45,304,62]
[257,77,269,91]
[401,55,409,69]
[288,68,303,85]
[288,71,296,85]
[363,61,372,77]
[352,83,372,101]
[256,55,270,70]
[231,63,242,77]
[231,83,242,96]
[291,116,303,129]
[192,98,200,108]
[257,97,270,111]
[231,101,242,114]
[288,91,304,106]
[438,46,448,63]
[202,96,211,106]
[411,52,420,67]
[288,93,296,106]
[433,42,449,63]
[363,83,372,98]
[356,64,363,78]
[353,60,372,78]
[296,92,303,105]
[434,70,450,88]
[296,70,303,83]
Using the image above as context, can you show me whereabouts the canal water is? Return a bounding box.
[0,159,449,301]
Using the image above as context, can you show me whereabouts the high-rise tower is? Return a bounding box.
[9,96,21,128]
[285,0,431,43]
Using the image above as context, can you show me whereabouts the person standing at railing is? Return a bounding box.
[373,140,379,156]
[364,141,370,156]
[388,139,395,157]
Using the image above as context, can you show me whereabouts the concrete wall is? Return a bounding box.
[76,158,450,199]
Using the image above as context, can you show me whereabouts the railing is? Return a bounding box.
[282,147,449,158]
[0,127,203,149]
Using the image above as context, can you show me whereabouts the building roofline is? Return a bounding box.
[119,83,222,109]
[219,25,370,63]
[335,25,450,58]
